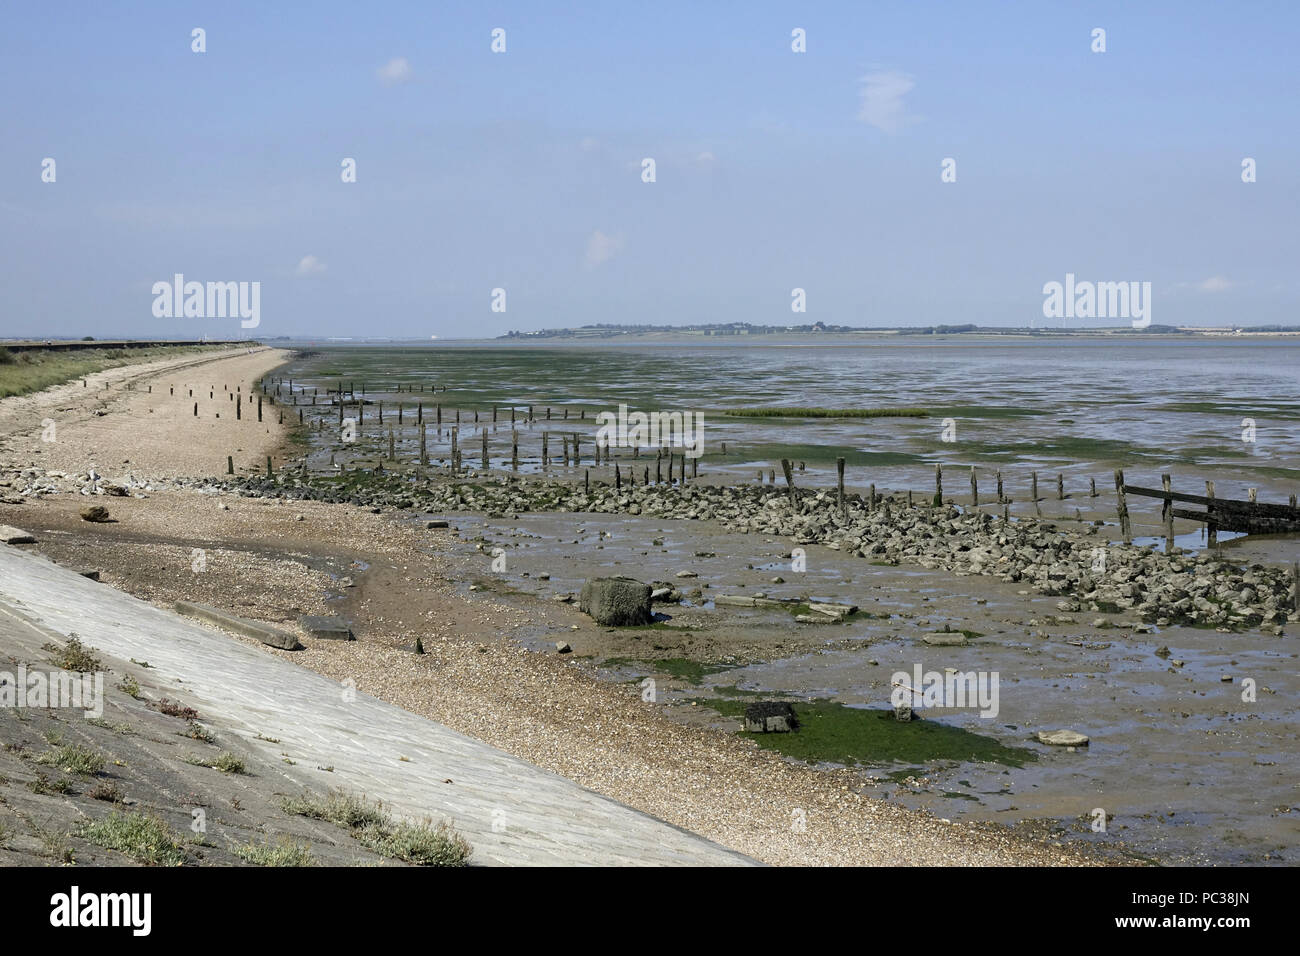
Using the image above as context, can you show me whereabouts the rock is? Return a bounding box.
[923,632,967,646]
[1037,729,1090,747]
[426,519,449,528]
[555,642,571,654]
[794,614,833,624]
[675,570,698,579]
[0,525,36,544]
[578,576,652,626]
[743,701,798,733]
[80,505,110,523]
[297,615,355,641]
[893,704,913,722]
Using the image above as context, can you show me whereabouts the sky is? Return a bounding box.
[1,1,1297,339]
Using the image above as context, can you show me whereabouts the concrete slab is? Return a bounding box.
[0,543,755,866]
[297,615,353,641]
[0,525,35,545]
[174,600,301,650]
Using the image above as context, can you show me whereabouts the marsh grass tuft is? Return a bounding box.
[79,811,187,866]
[281,789,470,866]
[42,636,101,672]
[231,837,317,867]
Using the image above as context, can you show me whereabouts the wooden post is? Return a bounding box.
[573,434,580,465]
[656,456,662,484]
[933,464,943,507]
[996,471,1003,503]
[1162,474,1174,550]
[436,404,442,426]
[1293,561,1300,613]
[420,424,427,466]
[1248,488,1258,504]
[388,429,395,461]
[512,430,519,469]
[781,459,797,505]
[869,483,877,511]
[970,466,979,507]
[1114,469,1131,543]
[257,397,262,422]
[193,402,198,416]
[691,456,697,478]
[615,464,621,490]
[584,470,589,495]
[562,435,570,466]
[1057,474,1065,500]
[1206,480,1217,547]
[398,404,403,425]
[482,430,489,470]
[236,395,241,420]
[417,403,422,424]
[836,457,846,515]
[266,456,273,478]
[542,431,550,467]
[226,455,233,475]
[450,426,458,467]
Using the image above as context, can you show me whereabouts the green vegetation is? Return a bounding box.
[602,656,738,684]
[724,407,930,419]
[117,676,142,699]
[281,789,470,866]
[36,744,106,776]
[0,344,228,399]
[43,636,101,672]
[697,697,1035,768]
[185,751,247,774]
[231,837,317,867]
[79,811,187,866]
[28,772,74,795]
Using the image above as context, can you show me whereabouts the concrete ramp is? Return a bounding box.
[0,542,754,866]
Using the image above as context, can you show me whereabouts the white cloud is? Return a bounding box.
[295,255,327,277]
[696,151,716,164]
[1198,276,1232,292]
[857,70,917,133]
[585,230,623,268]
[376,57,412,85]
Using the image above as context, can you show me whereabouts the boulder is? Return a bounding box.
[579,576,652,626]
[80,505,110,523]
[744,701,799,733]
[1037,729,1089,747]
[298,615,354,641]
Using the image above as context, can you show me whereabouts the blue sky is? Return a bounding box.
[2,1,1297,338]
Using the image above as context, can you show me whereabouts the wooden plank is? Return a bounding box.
[1124,484,1300,519]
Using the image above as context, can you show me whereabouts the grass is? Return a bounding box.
[0,344,229,399]
[231,837,317,867]
[281,789,470,866]
[35,744,106,776]
[696,697,1036,769]
[28,772,74,795]
[42,636,101,672]
[184,751,247,774]
[79,811,187,866]
[181,722,215,743]
[724,407,930,419]
[117,676,142,699]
